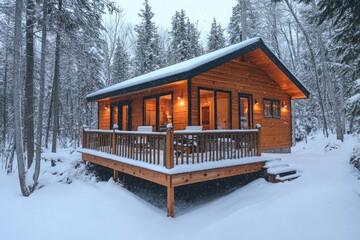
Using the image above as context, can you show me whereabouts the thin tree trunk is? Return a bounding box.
[51,33,61,153]
[51,0,62,154]
[33,0,48,183]
[240,0,248,40]
[13,0,31,196]
[311,0,343,141]
[45,91,53,148]
[283,0,329,137]
[25,0,35,168]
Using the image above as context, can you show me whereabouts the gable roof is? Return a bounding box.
[87,37,309,102]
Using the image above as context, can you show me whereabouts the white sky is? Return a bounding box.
[114,0,235,35]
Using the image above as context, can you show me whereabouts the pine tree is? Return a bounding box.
[168,10,203,64]
[207,18,226,52]
[133,0,160,76]
[228,0,257,44]
[169,10,190,64]
[111,38,130,84]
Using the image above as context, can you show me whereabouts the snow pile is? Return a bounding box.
[1,133,360,240]
[38,148,96,186]
[350,143,360,171]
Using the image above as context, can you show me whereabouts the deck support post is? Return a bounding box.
[113,170,119,182]
[165,126,174,169]
[82,125,88,148]
[256,124,262,156]
[167,186,175,217]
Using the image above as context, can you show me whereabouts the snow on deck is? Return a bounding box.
[79,148,274,174]
[86,38,261,99]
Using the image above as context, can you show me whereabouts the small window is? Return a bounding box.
[263,99,280,118]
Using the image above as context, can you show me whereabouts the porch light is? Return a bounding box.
[104,105,108,110]
[282,102,288,108]
[254,99,259,105]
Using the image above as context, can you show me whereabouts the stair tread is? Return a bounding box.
[263,162,289,169]
[267,166,296,175]
[276,173,301,181]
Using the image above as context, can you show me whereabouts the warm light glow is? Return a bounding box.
[282,101,288,108]
[180,100,185,106]
[254,99,259,105]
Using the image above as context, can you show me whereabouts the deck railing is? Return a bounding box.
[82,128,261,169]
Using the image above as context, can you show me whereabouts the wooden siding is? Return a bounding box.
[98,80,188,131]
[191,57,292,150]
[98,57,293,151]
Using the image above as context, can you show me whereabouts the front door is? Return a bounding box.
[119,101,131,130]
[239,94,253,129]
[110,101,132,130]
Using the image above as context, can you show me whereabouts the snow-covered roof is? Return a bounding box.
[87,37,309,101]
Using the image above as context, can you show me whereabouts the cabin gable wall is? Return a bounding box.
[191,58,292,151]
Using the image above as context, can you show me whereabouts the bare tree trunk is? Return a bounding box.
[51,0,62,154]
[270,2,282,58]
[45,91,53,148]
[33,0,48,183]
[240,0,248,40]
[25,0,35,168]
[283,0,329,137]
[2,16,9,153]
[51,33,60,153]
[311,0,343,141]
[13,0,31,196]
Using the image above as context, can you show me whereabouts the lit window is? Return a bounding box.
[263,99,280,118]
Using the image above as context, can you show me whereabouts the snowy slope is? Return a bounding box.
[1,134,360,240]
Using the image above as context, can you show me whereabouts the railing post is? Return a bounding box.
[82,125,88,148]
[256,124,262,156]
[112,127,117,155]
[165,124,174,169]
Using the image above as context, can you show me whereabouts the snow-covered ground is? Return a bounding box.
[1,134,360,240]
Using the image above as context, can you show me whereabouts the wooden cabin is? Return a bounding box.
[81,37,309,217]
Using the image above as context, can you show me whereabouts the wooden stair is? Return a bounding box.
[263,159,301,183]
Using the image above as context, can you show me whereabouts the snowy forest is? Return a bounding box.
[0,0,359,196]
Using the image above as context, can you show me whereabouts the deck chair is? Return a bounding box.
[134,126,153,151]
[175,126,203,157]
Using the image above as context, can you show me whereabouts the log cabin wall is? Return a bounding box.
[98,58,293,151]
[191,57,292,152]
[98,81,188,131]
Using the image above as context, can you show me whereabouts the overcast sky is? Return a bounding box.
[114,0,235,35]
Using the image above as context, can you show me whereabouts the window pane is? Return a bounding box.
[273,101,280,118]
[264,100,272,117]
[159,94,172,130]
[200,90,214,130]
[145,98,156,128]
[111,106,118,129]
[122,105,128,130]
[240,96,249,129]
[216,92,230,129]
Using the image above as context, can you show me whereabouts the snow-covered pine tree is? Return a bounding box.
[168,10,190,64]
[186,19,203,58]
[207,18,226,52]
[168,9,203,64]
[228,0,257,44]
[111,38,130,85]
[133,0,161,76]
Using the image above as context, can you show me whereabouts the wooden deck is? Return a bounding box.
[81,128,269,217]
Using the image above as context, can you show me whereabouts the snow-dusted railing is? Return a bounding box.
[82,128,261,169]
[173,129,260,166]
[83,129,168,166]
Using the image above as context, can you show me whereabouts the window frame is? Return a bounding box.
[197,87,232,129]
[143,91,174,132]
[263,98,281,119]
[238,93,253,129]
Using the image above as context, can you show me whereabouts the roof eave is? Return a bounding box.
[87,38,310,102]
